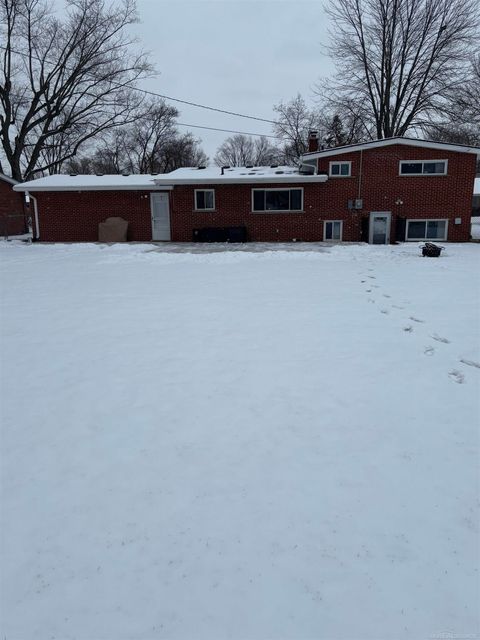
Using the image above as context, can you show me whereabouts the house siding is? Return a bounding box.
[27,143,476,243]
[0,178,28,236]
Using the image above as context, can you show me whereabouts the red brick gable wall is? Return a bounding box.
[0,178,27,236]
[315,144,476,242]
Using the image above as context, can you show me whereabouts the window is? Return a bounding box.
[329,161,351,177]
[400,160,447,176]
[406,219,448,241]
[252,188,303,212]
[195,189,215,210]
[324,220,343,241]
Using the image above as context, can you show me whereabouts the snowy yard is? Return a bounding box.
[1,241,479,640]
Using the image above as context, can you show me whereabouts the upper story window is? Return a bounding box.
[399,160,448,176]
[329,161,351,177]
[195,189,215,211]
[252,188,303,212]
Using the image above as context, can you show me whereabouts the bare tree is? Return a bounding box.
[323,0,479,139]
[0,0,152,180]
[214,134,282,167]
[273,95,322,163]
[65,127,208,174]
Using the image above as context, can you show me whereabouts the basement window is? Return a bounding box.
[252,188,303,212]
[400,160,447,176]
[324,220,343,241]
[329,161,351,177]
[406,219,448,241]
[195,189,215,211]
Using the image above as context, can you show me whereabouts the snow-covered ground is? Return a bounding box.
[1,241,479,640]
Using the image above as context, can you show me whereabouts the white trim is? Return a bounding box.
[194,188,215,211]
[14,184,174,192]
[0,173,18,186]
[300,137,480,161]
[27,192,40,240]
[405,219,448,241]
[369,211,391,244]
[251,187,304,213]
[323,220,343,241]
[399,159,448,176]
[329,161,352,177]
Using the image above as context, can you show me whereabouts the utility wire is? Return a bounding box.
[0,44,279,134]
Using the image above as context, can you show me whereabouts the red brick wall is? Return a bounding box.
[33,190,158,241]
[0,178,27,236]
[29,144,476,242]
[315,144,476,242]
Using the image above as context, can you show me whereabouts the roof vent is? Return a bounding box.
[221,165,230,175]
[270,164,278,168]
[122,171,130,176]
[95,172,104,177]
[275,170,284,174]
[69,173,78,177]
[245,165,253,169]
[197,165,206,170]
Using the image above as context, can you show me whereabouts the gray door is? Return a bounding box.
[151,193,171,241]
[369,212,391,244]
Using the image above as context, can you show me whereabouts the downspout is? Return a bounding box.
[357,149,363,199]
[27,192,40,240]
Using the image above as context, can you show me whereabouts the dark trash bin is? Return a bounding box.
[421,242,444,257]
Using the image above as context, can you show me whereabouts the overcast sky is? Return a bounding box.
[130,0,335,160]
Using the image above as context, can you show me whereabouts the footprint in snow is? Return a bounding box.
[448,370,465,384]
[403,326,413,333]
[459,359,480,369]
[367,298,376,304]
[410,317,425,323]
[380,309,389,315]
[432,333,450,344]
[366,289,372,293]
[392,304,404,310]
[383,294,391,298]
[424,346,435,356]
[368,275,376,279]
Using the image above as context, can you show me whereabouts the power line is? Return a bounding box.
[0,44,278,130]
[176,122,277,138]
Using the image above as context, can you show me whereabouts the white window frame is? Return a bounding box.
[405,219,449,241]
[399,160,448,176]
[194,189,215,211]
[329,161,352,177]
[323,220,343,241]
[251,188,304,213]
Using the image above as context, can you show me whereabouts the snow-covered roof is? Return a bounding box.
[13,174,173,192]
[474,178,480,195]
[13,165,328,192]
[301,137,480,160]
[154,165,327,185]
[0,172,18,186]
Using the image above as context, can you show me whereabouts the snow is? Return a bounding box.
[1,241,479,639]
[474,177,480,195]
[14,166,327,192]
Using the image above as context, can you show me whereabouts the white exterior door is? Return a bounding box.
[369,212,391,244]
[151,193,171,241]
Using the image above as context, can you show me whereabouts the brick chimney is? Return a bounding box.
[308,130,319,153]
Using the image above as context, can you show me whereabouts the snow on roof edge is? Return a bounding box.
[301,137,480,160]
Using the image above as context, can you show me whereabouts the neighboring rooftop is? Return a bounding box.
[301,136,480,160]
[0,172,18,186]
[13,165,327,192]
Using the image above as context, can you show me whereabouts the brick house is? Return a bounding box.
[0,173,28,236]
[13,137,480,243]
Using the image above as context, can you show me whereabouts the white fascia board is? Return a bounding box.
[13,184,174,192]
[301,138,480,161]
[159,175,329,185]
